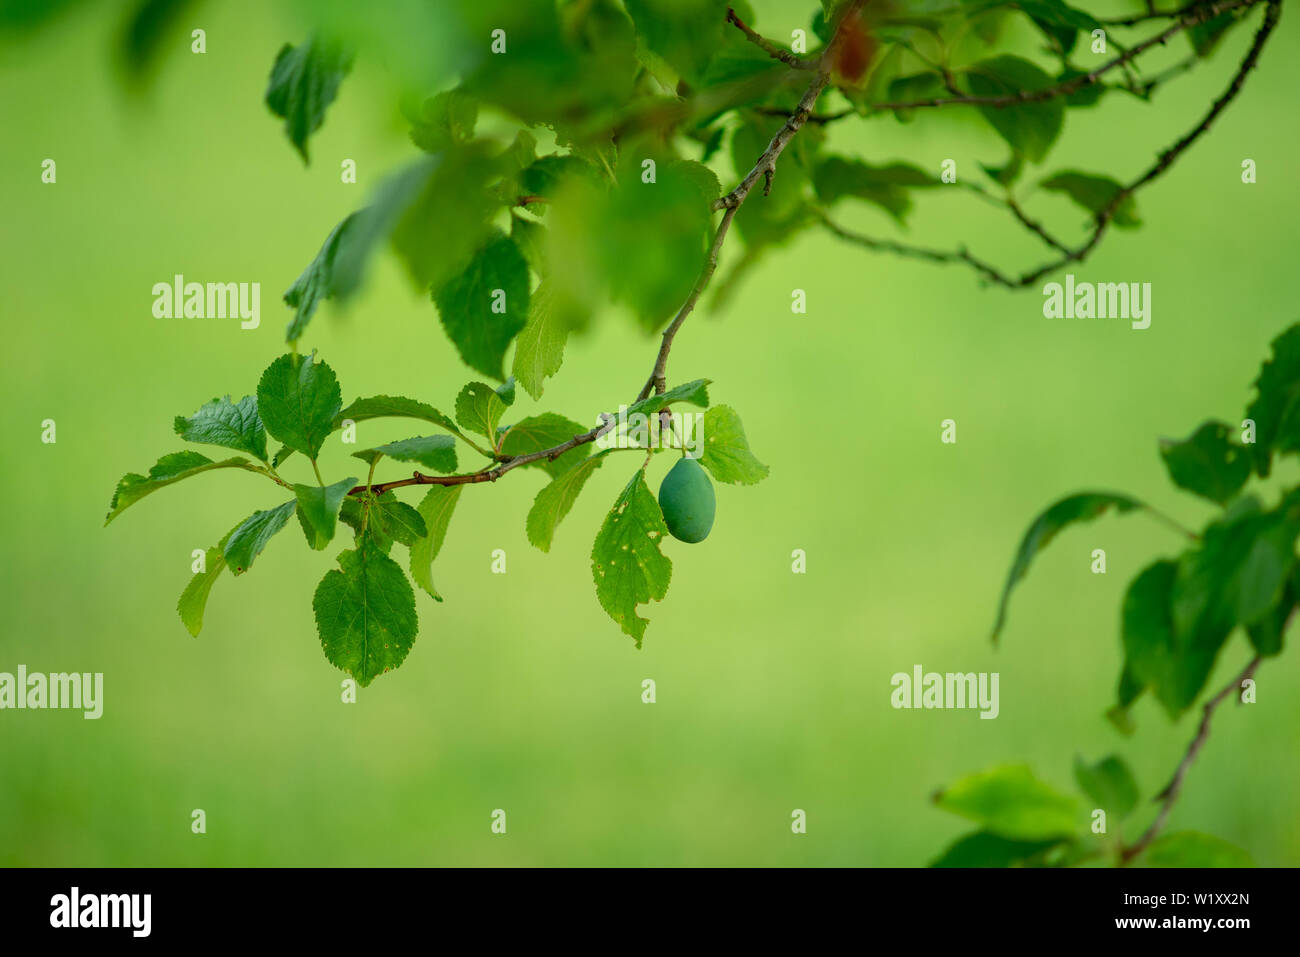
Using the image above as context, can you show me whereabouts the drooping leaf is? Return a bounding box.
[177,525,238,637]
[106,452,257,525]
[1122,559,1222,719]
[352,435,458,473]
[223,499,297,575]
[283,213,359,343]
[528,451,610,552]
[699,405,768,485]
[965,55,1065,163]
[293,478,356,550]
[991,492,1143,642]
[499,413,591,478]
[1072,754,1138,820]
[313,538,419,687]
[410,485,463,600]
[933,764,1078,841]
[1158,421,1250,505]
[512,281,570,400]
[455,379,516,440]
[256,352,342,460]
[591,469,673,645]
[173,394,269,462]
[1141,831,1253,867]
[432,231,529,381]
[1040,171,1139,227]
[264,35,353,163]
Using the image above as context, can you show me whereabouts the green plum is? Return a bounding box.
[658,456,715,543]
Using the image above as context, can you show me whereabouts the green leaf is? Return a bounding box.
[120,0,199,86]
[283,213,357,343]
[1122,560,1222,718]
[991,492,1143,642]
[1158,421,1250,505]
[548,155,717,330]
[627,379,712,417]
[933,764,1078,841]
[372,496,428,547]
[293,478,356,550]
[980,152,1024,187]
[313,538,419,687]
[528,451,610,552]
[812,156,938,224]
[106,452,257,525]
[390,147,501,292]
[433,230,530,381]
[1245,324,1300,477]
[352,435,458,473]
[223,499,297,575]
[929,831,1066,868]
[1171,497,1300,648]
[455,380,516,440]
[1246,566,1298,657]
[409,485,463,601]
[1188,11,1242,59]
[173,394,269,462]
[965,55,1065,163]
[591,469,673,646]
[264,36,352,164]
[512,281,570,400]
[699,405,768,485]
[408,88,478,152]
[499,413,591,478]
[511,214,547,274]
[177,525,238,638]
[1141,831,1253,867]
[256,353,342,460]
[1040,171,1139,227]
[334,395,461,437]
[623,0,729,86]
[1072,754,1138,820]
[272,445,295,468]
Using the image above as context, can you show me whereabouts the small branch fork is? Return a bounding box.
[821,0,1279,289]
[1118,655,1262,864]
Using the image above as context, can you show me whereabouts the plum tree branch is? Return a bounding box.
[1119,654,1263,864]
[820,0,1279,289]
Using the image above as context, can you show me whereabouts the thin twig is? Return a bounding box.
[725,6,816,70]
[1120,655,1262,864]
[865,0,1256,113]
[819,0,1279,289]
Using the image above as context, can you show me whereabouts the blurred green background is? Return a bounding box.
[2,0,1298,866]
